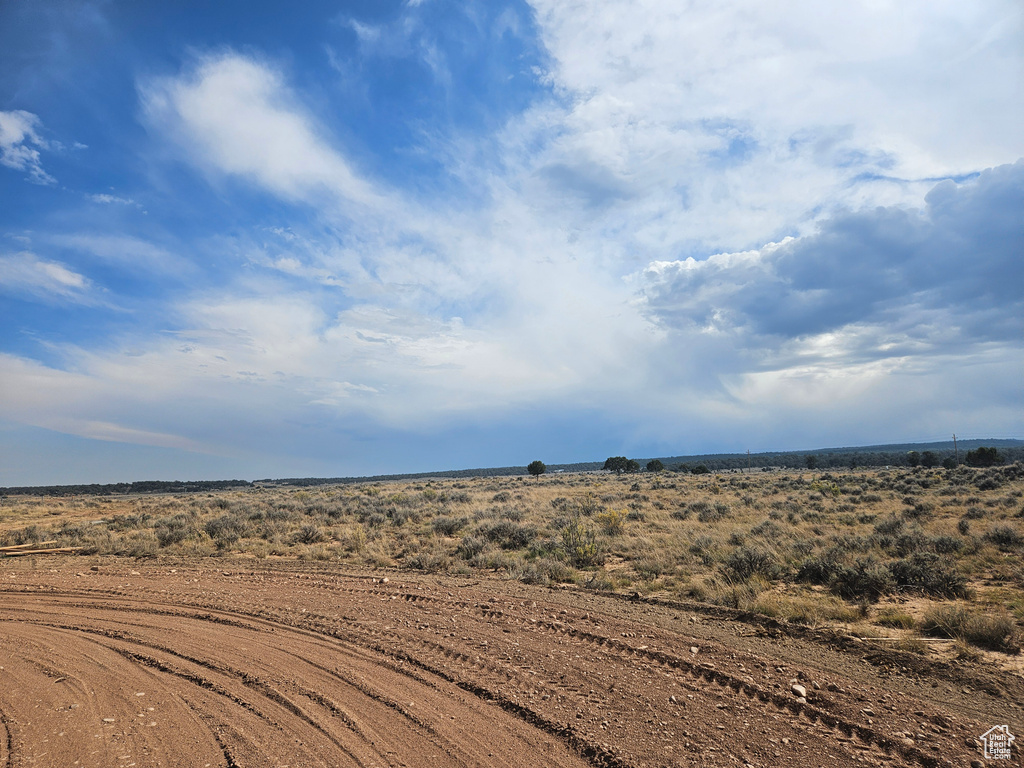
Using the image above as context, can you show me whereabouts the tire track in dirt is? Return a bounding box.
[260,587,969,768]
[1,563,1013,767]
[10,589,968,766]
[275,579,1008,768]
[461,603,931,764]
[252,597,967,766]
[0,709,12,768]
[7,593,510,764]
[336,612,912,766]
[0,621,228,768]
[0,591,592,768]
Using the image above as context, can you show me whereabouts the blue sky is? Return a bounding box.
[1,1,1021,485]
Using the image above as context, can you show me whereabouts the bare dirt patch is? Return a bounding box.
[1,558,1020,767]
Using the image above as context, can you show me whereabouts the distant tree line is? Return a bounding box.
[655,441,1023,473]
[5,440,1020,497]
[0,479,251,497]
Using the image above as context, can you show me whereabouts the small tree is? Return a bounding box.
[921,450,938,468]
[906,451,920,467]
[603,456,628,474]
[527,460,546,477]
[965,447,1004,467]
[805,454,818,470]
[646,459,664,473]
[625,458,641,474]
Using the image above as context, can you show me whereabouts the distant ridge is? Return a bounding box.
[3,438,1021,496]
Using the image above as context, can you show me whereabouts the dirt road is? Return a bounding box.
[0,559,1019,767]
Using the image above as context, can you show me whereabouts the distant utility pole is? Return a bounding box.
[953,434,959,466]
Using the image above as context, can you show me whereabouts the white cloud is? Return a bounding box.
[348,20,382,46]
[0,354,207,452]
[47,233,188,276]
[512,0,1024,254]
[88,192,139,207]
[340,5,454,90]
[139,53,384,208]
[530,0,1023,168]
[0,251,91,301]
[0,110,54,184]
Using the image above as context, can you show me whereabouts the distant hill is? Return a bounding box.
[3,439,1021,496]
[634,438,1024,473]
[0,479,252,498]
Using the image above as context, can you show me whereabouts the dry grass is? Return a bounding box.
[2,464,1022,659]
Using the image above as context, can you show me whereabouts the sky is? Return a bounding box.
[1,1,1022,486]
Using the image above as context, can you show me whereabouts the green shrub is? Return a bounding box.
[407,547,449,572]
[984,525,1024,551]
[831,558,894,601]
[204,514,249,548]
[749,519,783,540]
[155,514,195,547]
[874,516,904,536]
[431,516,468,536]
[697,502,731,522]
[478,520,537,550]
[921,603,1021,652]
[932,535,963,554]
[387,507,417,526]
[560,516,600,566]
[723,545,781,581]
[457,534,487,560]
[584,571,615,590]
[810,480,841,498]
[634,556,670,580]
[293,524,326,545]
[892,530,930,556]
[796,552,845,586]
[518,556,575,585]
[889,552,969,598]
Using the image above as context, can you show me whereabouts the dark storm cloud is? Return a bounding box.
[641,160,1024,349]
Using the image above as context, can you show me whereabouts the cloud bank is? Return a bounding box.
[0,1,1021,484]
[639,161,1024,355]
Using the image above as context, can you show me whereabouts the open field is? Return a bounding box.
[1,465,1021,766]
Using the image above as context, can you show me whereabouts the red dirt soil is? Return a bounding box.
[0,558,1020,767]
